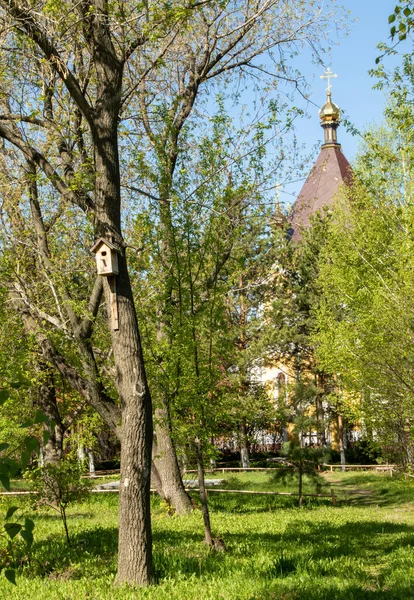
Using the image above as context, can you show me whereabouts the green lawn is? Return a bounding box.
[1,471,414,599]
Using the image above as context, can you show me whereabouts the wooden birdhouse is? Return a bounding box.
[91,238,119,276]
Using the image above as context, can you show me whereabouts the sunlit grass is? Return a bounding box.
[1,472,414,598]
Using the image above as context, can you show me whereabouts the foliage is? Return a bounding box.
[0,506,35,585]
[0,378,41,584]
[376,1,413,63]
[387,2,413,43]
[313,57,414,465]
[25,458,89,544]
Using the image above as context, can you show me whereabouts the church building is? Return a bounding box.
[258,75,353,449]
[289,82,352,242]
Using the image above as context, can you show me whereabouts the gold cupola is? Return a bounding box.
[319,91,341,124]
[319,90,341,148]
[318,68,341,148]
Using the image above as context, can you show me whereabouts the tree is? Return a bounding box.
[26,458,90,545]
[313,56,414,465]
[122,0,347,514]
[0,0,348,584]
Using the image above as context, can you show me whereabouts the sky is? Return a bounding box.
[279,0,399,205]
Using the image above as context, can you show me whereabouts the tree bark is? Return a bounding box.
[35,365,64,466]
[153,403,192,514]
[298,461,303,508]
[239,422,250,469]
[195,438,213,547]
[87,6,153,584]
[337,413,346,472]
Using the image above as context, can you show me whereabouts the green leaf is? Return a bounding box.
[388,13,396,23]
[33,410,50,425]
[9,381,28,389]
[403,6,411,17]
[0,389,9,405]
[4,569,16,585]
[0,442,9,452]
[0,474,10,491]
[24,518,35,533]
[5,506,19,520]
[21,450,30,469]
[24,436,39,453]
[4,522,22,539]
[20,529,33,546]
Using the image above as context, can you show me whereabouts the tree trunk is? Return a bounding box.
[102,251,152,586]
[337,413,346,472]
[195,438,213,547]
[35,365,64,466]
[153,403,192,514]
[239,423,250,469]
[315,397,326,447]
[298,461,303,508]
[88,450,95,476]
[152,199,193,514]
[92,59,153,583]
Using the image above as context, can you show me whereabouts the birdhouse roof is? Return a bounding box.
[90,237,120,254]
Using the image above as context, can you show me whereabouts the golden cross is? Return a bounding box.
[320,67,337,93]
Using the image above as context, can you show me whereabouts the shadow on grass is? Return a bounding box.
[326,473,414,507]
[228,519,414,562]
[33,511,95,521]
[278,583,414,600]
[29,525,119,578]
[205,491,332,514]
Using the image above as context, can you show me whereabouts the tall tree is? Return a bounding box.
[0,0,347,584]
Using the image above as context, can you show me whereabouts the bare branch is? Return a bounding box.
[0,0,95,128]
[0,121,95,212]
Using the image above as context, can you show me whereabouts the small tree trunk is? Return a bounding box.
[195,438,213,547]
[88,450,95,476]
[61,504,70,545]
[315,397,326,447]
[298,461,303,508]
[39,447,45,467]
[239,423,250,469]
[337,413,346,472]
[35,364,65,466]
[153,403,193,514]
[77,443,85,465]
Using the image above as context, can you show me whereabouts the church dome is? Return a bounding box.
[319,92,340,123]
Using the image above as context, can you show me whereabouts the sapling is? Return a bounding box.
[272,441,326,507]
[27,458,89,544]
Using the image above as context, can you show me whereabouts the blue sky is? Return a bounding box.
[279,0,398,204]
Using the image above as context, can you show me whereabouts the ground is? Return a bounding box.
[1,470,414,599]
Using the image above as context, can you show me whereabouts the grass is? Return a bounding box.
[1,471,414,599]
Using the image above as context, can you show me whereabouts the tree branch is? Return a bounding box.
[0,121,95,212]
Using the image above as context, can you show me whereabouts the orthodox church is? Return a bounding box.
[257,75,353,449]
[289,80,352,242]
